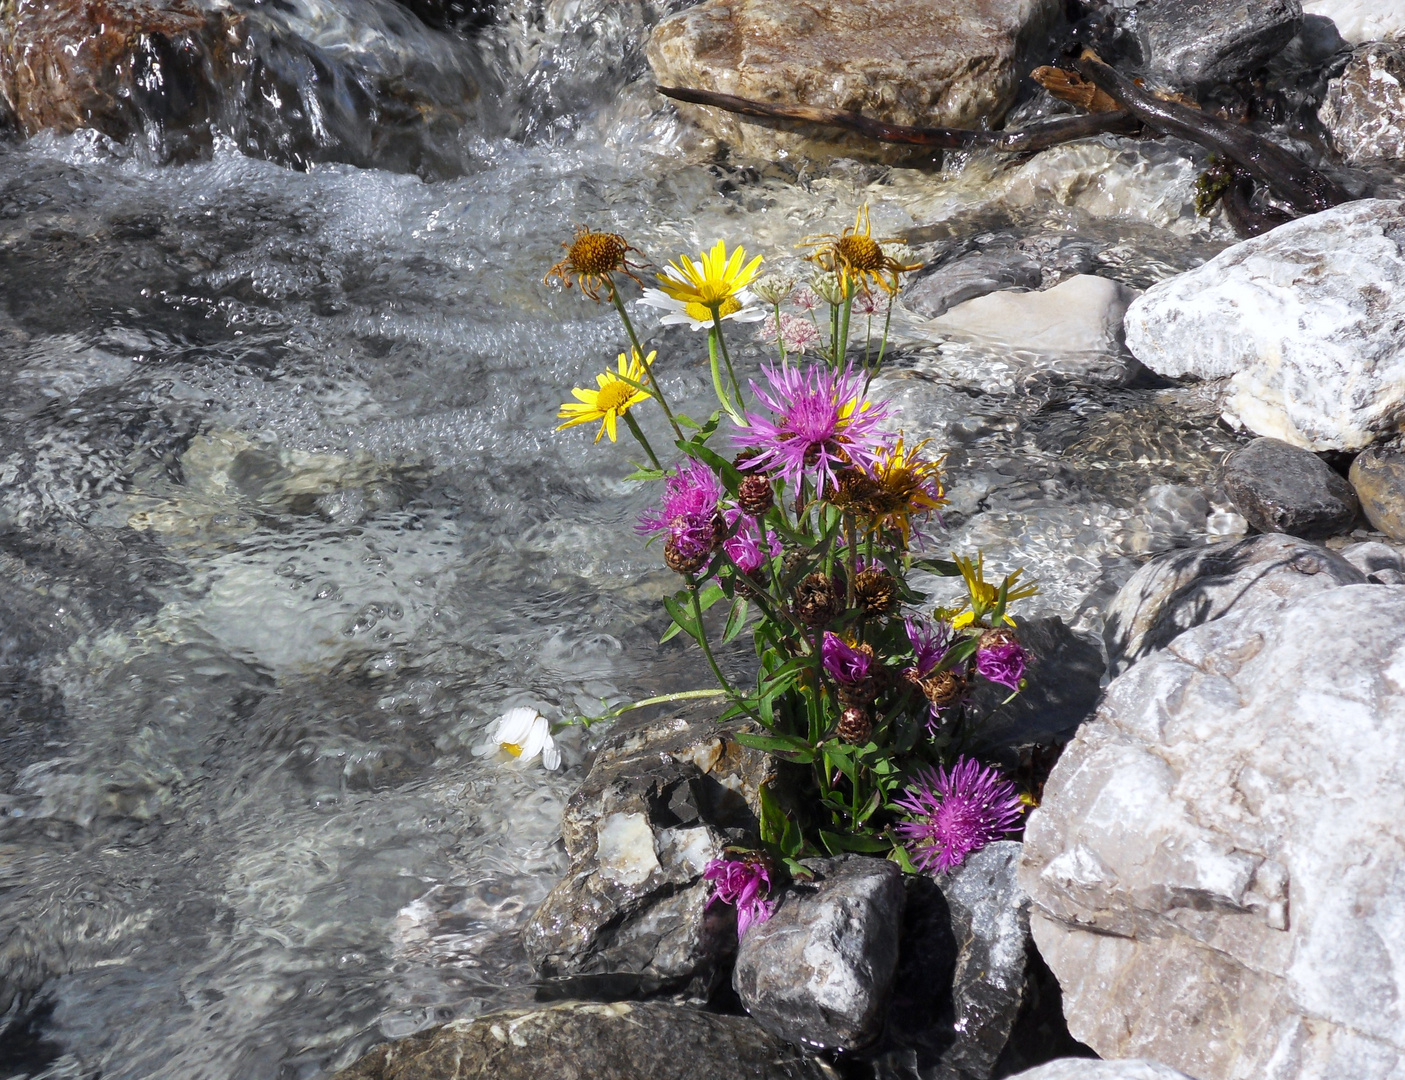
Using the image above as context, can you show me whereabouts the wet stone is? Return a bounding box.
[523,714,773,999]
[1004,1063,1198,1080]
[1348,447,1405,542]
[330,1000,826,1080]
[903,246,1044,319]
[1126,0,1304,90]
[1321,43,1405,164]
[1221,437,1358,538]
[734,854,904,1051]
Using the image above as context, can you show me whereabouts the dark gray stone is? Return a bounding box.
[1349,446,1405,541]
[523,714,773,999]
[1221,436,1358,538]
[330,1000,826,1080]
[1102,532,1365,676]
[1128,0,1303,89]
[734,854,904,1051]
[903,246,1044,319]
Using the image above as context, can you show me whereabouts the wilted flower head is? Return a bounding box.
[544,225,645,302]
[474,706,562,770]
[734,363,891,492]
[801,206,922,297]
[976,640,1027,691]
[864,435,947,546]
[704,855,775,938]
[821,631,874,686]
[636,459,724,570]
[893,758,1024,874]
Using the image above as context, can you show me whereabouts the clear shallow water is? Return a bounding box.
[0,31,1264,1077]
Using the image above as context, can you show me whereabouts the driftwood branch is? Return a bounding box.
[1073,49,1350,214]
[655,84,1142,154]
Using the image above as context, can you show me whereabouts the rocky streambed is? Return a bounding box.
[3,0,1405,1077]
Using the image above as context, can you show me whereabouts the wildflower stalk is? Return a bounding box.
[869,297,896,386]
[710,307,746,412]
[622,411,662,470]
[836,280,854,370]
[707,327,744,423]
[609,279,683,441]
[844,513,858,612]
[687,577,762,723]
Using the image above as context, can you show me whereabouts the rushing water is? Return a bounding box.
[0,4,1289,1076]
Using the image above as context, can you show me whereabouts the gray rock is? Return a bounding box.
[1220,437,1358,538]
[330,1000,826,1080]
[734,854,904,1051]
[1302,0,1405,43]
[1102,532,1365,675]
[1124,199,1405,451]
[1128,0,1303,89]
[1007,1062,1200,1080]
[1021,584,1405,1080]
[1339,539,1405,583]
[903,248,1044,320]
[1321,43,1405,164]
[523,715,772,998]
[1349,446,1405,541]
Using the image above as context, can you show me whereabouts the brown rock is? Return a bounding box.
[331,1000,825,1080]
[1349,446,1405,540]
[645,0,1060,163]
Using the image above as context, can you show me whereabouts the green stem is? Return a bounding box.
[844,513,858,613]
[870,296,896,386]
[837,282,854,370]
[623,411,661,469]
[707,327,743,423]
[710,308,746,412]
[582,688,729,726]
[772,302,786,365]
[609,279,683,441]
[688,578,762,722]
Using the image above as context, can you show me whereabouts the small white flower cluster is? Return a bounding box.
[473,706,561,770]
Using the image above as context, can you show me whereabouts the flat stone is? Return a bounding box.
[1102,532,1365,676]
[1220,437,1358,538]
[330,1000,826,1080]
[926,275,1139,356]
[1021,583,1405,1080]
[523,714,773,998]
[1005,1063,1200,1080]
[1302,0,1405,44]
[1124,199,1405,451]
[1321,43,1405,164]
[1349,447,1405,541]
[734,854,904,1051]
[645,0,1060,163]
[1128,0,1303,90]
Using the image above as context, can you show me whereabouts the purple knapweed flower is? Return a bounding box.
[704,855,775,938]
[733,363,891,493]
[821,631,873,686]
[976,641,1027,691]
[722,510,781,574]
[893,758,1025,874]
[904,617,951,679]
[636,459,724,564]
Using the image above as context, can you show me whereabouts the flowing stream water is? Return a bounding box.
[0,3,1304,1076]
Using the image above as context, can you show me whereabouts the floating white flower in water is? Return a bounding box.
[476,707,561,770]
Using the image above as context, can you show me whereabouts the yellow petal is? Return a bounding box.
[604,411,619,442]
[951,610,974,629]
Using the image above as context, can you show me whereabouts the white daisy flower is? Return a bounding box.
[638,287,768,332]
[474,706,561,770]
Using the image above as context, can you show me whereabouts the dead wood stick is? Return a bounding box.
[1073,49,1350,214]
[656,84,1142,153]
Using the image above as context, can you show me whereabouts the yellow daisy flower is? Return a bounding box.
[801,206,922,296]
[654,240,764,313]
[557,350,654,443]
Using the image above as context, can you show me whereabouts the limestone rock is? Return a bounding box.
[1128,0,1303,90]
[1302,0,1405,44]
[1349,446,1405,541]
[1021,584,1405,1080]
[734,854,904,1051]
[330,1000,826,1080]
[1220,437,1358,538]
[1124,199,1405,451]
[523,714,773,998]
[1006,1063,1200,1080]
[1321,43,1405,164]
[903,247,1044,320]
[1101,532,1365,676]
[645,0,1060,163]
[926,275,1139,356]
[1339,539,1405,582]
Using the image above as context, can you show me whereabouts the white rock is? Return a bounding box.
[1008,1061,1201,1080]
[1020,584,1405,1080]
[595,812,660,886]
[1320,43,1405,163]
[1124,199,1405,451]
[926,274,1138,355]
[1302,0,1405,44]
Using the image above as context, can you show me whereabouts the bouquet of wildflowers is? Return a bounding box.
[546,209,1037,927]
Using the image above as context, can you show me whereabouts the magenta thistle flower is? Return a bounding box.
[734,363,892,492]
[905,617,951,679]
[976,641,1027,691]
[704,855,775,938]
[722,510,781,574]
[893,758,1024,874]
[636,459,724,564]
[822,631,873,686]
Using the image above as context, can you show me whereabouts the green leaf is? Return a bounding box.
[696,583,726,612]
[735,731,816,764]
[623,467,668,482]
[722,597,749,645]
[888,842,920,874]
[660,621,684,644]
[662,595,701,646]
[679,440,742,493]
[911,557,961,577]
[818,829,892,854]
[759,784,804,857]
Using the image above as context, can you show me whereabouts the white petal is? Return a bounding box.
[724,305,768,324]
[638,288,682,312]
[517,718,549,761]
[541,739,562,771]
[493,706,540,746]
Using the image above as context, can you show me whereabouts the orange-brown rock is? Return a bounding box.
[646,0,1061,163]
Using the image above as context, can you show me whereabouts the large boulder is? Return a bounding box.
[1302,0,1405,44]
[1127,0,1303,90]
[1101,532,1365,676]
[1321,43,1405,164]
[1123,199,1405,452]
[645,0,1060,163]
[330,1000,826,1080]
[1020,584,1405,1080]
[1006,1064,1199,1080]
[523,714,772,999]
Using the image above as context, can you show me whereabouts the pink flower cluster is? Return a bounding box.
[704,855,775,938]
